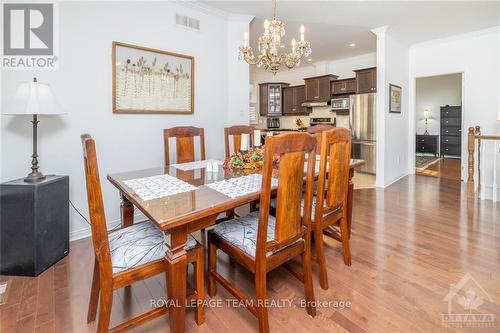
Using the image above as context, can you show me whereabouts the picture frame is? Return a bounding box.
[112,41,195,114]
[389,84,402,113]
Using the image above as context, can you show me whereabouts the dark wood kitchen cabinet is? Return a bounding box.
[283,85,308,115]
[259,82,289,116]
[355,67,377,93]
[331,78,357,95]
[304,74,338,101]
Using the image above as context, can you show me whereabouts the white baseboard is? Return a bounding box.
[383,172,408,188]
[70,212,147,242]
[478,184,500,202]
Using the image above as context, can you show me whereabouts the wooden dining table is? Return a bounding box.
[107,158,365,332]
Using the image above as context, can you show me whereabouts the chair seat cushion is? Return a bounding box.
[212,211,280,258]
[109,221,198,274]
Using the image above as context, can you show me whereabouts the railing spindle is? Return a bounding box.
[468,125,500,201]
[493,141,498,202]
[467,127,476,197]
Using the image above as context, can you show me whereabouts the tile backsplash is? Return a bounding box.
[257,105,350,129]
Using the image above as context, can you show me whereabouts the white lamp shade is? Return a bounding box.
[420,109,433,120]
[3,79,65,115]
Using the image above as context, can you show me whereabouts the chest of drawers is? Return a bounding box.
[416,135,439,156]
[440,106,462,157]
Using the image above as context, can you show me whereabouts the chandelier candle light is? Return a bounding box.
[240,133,250,153]
[254,129,262,147]
[239,0,311,74]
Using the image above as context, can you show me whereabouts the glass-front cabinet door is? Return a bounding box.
[268,84,282,115]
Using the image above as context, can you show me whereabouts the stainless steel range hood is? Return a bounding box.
[301,101,328,107]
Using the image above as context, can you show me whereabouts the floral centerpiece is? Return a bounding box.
[223,147,280,170]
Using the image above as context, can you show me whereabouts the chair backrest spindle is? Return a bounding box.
[257,132,317,258]
[224,125,254,157]
[81,134,112,268]
[306,124,334,135]
[316,128,352,218]
[164,126,206,166]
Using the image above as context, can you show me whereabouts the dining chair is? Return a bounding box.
[81,134,205,332]
[164,126,234,222]
[163,126,206,166]
[306,124,334,135]
[224,125,254,157]
[224,125,260,213]
[305,124,334,195]
[310,128,352,290]
[207,132,317,333]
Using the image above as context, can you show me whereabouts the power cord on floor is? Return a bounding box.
[69,199,90,226]
[69,200,123,233]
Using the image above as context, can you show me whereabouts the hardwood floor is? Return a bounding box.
[416,158,462,181]
[1,175,499,333]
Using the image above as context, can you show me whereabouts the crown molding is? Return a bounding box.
[371,25,389,36]
[175,0,232,19]
[175,0,251,21]
[227,14,254,23]
[411,25,500,50]
[175,1,254,23]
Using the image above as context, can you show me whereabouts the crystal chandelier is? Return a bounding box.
[239,0,311,75]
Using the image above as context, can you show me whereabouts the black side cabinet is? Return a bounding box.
[440,105,462,158]
[416,135,439,157]
[0,175,69,276]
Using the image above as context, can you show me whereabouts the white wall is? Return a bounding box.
[251,63,315,86]
[415,74,462,135]
[227,15,254,125]
[373,26,411,187]
[0,1,250,239]
[409,26,500,200]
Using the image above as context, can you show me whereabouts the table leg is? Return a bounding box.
[165,226,188,333]
[120,193,134,228]
[347,168,354,239]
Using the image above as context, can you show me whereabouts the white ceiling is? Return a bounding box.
[201,1,500,63]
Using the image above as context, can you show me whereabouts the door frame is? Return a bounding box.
[408,71,465,180]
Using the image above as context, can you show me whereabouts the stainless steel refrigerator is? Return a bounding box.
[349,93,376,174]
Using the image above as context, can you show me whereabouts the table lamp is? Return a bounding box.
[3,78,65,182]
[420,109,434,135]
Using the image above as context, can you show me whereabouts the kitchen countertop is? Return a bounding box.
[255,128,308,132]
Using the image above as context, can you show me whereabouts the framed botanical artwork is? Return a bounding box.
[389,84,402,113]
[112,41,194,114]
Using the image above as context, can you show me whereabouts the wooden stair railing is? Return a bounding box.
[467,126,500,200]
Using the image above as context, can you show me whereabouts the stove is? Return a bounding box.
[310,117,335,127]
